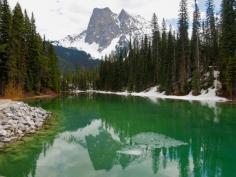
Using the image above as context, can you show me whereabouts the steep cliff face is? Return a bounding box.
[55,8,151,59]
[85,8,120,51]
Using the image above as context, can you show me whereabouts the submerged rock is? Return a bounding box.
[0,101,51,144]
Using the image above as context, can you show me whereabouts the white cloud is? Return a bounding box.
[8,0,221,40]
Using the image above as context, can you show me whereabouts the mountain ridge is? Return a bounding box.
[54,46,100,73]
[54,7,151,59]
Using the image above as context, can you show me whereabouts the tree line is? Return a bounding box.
[65,0,235,98]
[61,69,99,91]
[0,0,60,97]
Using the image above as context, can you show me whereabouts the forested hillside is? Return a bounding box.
[0,0,60,97]
[66,0,236,99]
[54,46,99,73]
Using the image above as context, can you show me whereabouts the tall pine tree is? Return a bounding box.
[177,0,190,94]
[0,0,11,95]
[205,0,218,67]
[160,19,168,90]
[7,3,26,88]
[165,26,176,94]
[220,0,236,95]
[191,0,201,95]
[151,13,161,83]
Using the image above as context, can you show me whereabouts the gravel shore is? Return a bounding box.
[0,100,51,144]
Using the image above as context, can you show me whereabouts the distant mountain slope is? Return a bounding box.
[54,8,151,59]
[54,46,100,73]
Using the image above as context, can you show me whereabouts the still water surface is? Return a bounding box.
[0,94,236,177]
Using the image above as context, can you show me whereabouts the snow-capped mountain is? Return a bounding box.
[55,7,151,59]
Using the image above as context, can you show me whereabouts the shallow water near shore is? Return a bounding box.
[0,94,236,177]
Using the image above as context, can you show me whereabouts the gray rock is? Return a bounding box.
[0,101,51,143]
[3,125,11,130]
[0,130,7,137]
[35,121,43,128]
[0,112,5,119]
[1,137,11,143]
[85,7,120,50]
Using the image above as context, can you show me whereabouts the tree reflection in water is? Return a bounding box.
[0,95,235,177]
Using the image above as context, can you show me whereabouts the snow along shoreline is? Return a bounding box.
[0,100,52,145]
[73,86,228,102]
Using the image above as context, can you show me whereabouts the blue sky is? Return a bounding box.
[9,0,222,40]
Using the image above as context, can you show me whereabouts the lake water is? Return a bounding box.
[0,94,236,177]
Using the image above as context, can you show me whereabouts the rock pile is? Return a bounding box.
[0,102,51,143]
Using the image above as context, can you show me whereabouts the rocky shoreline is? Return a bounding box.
[0,101,51,144]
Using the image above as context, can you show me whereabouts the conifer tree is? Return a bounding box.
[151,13,161,83]
[0,0,11,95]
[8,3,26,87]
[171,31,178,90]
[47,43,60,91]
[142,34,149,89]
[225,51,236,98]
[220,0,236,94]
[160,19,167,90]
[205,0,218,67]
[29,13,42,93]
[165,26,175,94]
[127,39,135,91]
[24,10,33,91]
[191,0,201,95]
[177,0,190,94]
[0,0,3,94]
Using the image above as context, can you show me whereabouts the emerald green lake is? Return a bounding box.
[0,94,236,177]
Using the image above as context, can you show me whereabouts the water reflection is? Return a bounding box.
[0,119,58,177]
[34,119,188,177]
[0,94,235,177]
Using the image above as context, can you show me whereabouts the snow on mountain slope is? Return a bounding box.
[54,8,151,59]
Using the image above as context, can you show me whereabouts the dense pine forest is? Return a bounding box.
[0,0,235,99]
[0,0,60,98]
[65,0,236,98]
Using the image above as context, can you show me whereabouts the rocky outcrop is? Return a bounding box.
[84,8,150,50]
[0,102,51,144]
[85,8,120,51]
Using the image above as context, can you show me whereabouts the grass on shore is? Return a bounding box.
[0,85,58,101]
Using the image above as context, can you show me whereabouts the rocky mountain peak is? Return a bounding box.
[85,7,120,50]
[57,8,151,59]
[92,7,114,16]
[118,9,130,21]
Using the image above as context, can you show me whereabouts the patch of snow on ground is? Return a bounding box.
[73,71,228,102]
[76,86,227,102]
